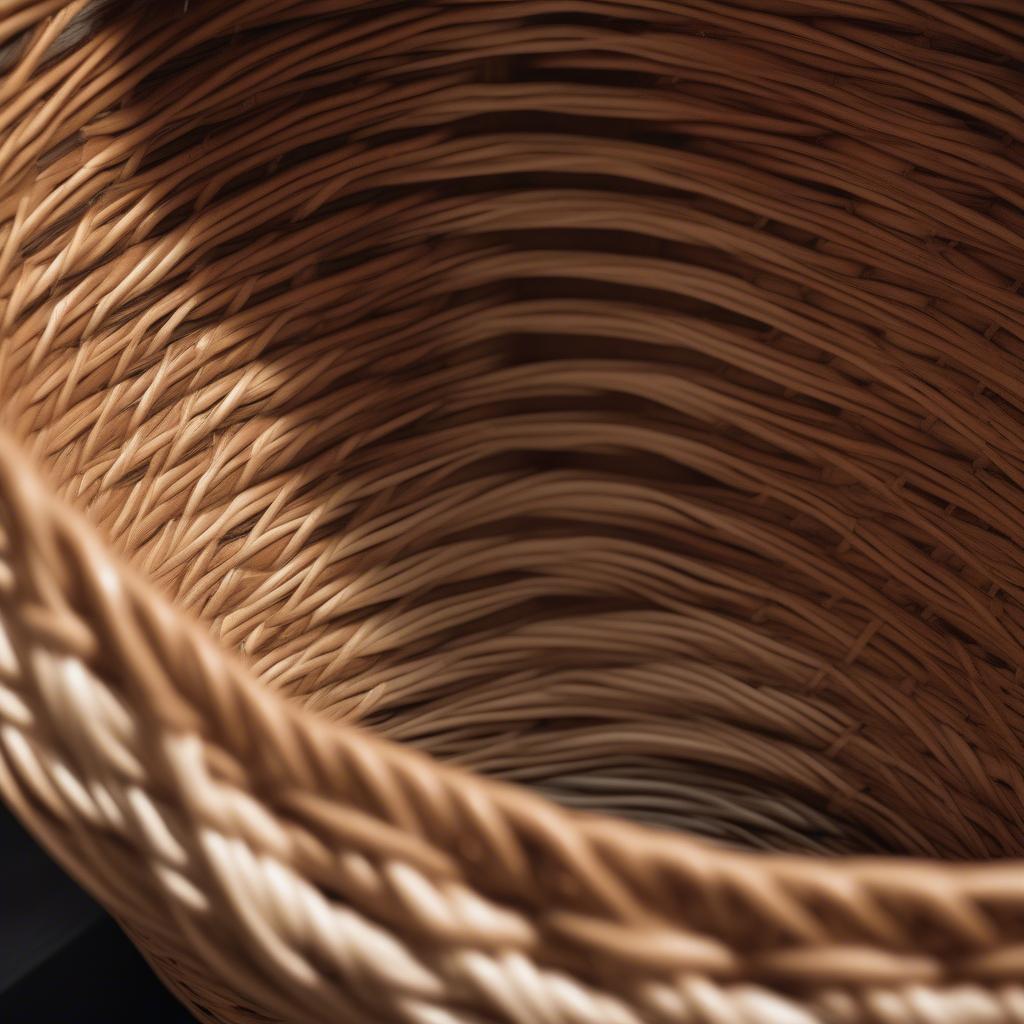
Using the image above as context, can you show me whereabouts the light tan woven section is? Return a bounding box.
[3,1,1024,1022]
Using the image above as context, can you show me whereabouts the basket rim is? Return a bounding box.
[2,424,1022,990]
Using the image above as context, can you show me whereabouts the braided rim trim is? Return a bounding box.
[3,428,1024,1003]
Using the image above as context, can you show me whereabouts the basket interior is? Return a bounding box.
[4,0,1024,860]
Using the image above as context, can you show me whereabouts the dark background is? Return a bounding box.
[0,804,195,1022]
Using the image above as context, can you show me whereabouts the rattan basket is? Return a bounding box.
[3,1,1024,1021]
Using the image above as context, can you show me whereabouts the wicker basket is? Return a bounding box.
[3,1,1024,1021]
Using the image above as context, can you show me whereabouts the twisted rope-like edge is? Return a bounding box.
[4,424,1024,1016]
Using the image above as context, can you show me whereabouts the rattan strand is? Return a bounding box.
[3,1,1024,1021]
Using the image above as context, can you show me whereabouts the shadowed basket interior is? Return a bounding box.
[4,1,1024,1021]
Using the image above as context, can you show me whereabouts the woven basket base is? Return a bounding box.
[5,0,1024,871]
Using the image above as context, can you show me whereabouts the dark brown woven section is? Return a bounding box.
[3,2,1024,1022]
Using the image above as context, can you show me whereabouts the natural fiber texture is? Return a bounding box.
[3,0,1024,1021]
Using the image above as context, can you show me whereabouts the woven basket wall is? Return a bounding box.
[3,1,1024,1021]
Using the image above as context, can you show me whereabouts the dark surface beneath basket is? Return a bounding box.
[0,804,196,1023]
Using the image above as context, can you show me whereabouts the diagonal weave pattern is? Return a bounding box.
[3,1,1024,1021]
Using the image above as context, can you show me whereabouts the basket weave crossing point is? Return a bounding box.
[3,1,1024,1021]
